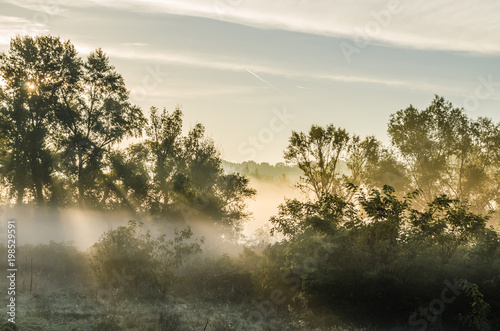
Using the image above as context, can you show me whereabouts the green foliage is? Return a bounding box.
[270,192,357,237]
[16,241,90,287]
[143,107,255,235]
[179,250,257,303]
[284,124,385,203]
[55,48,145,207]
[285,124,348,199]
[263,102,500,327]
[4,36,500,330]
[457,279,491,331]
[265,184,500,327]
[0,35,81,204]
[88,221,152,292]
[388,95,500,214]
[105,145,151,211]
[281,96,500,220]
[0,36,146,206]
[88,221,203,298]
[0,35,255,238]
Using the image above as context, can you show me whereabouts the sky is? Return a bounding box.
[1,0,500,164]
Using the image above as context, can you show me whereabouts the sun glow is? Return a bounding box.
[0,77,5,87]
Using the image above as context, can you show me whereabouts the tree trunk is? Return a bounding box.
[33,173,44,205]
[16,187,24,205]
[78,149,84,206]
[13,143,27,205]
[31,155,44,205]
[14,164,26,205]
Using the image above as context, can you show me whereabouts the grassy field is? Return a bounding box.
[1,283,366,330]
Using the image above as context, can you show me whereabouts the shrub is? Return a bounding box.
[180,254,254,303]
[263,186,500,328]
[88,221,203,298]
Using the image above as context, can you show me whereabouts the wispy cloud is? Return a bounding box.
[53,0,500,55]
[136,84,267,99]
[121,42,149,47]
[5,0,498,54]
[0,15,48,46]
[91,44,463,96]
[1,0,87,13]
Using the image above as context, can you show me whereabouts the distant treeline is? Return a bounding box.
[221,160,302,182]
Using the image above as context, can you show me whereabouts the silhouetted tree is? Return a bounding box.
[0,36,145,207]
[284,124,380,201]
[103,144,151,212]
[55,48,145,207]
[0,35,81,204]
[145,107,184,215]
[266,112,500,327]
[267,183,498,328]
[144,107,255,235]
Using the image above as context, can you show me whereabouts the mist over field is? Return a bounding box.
[1,166,299,253]
[244,178,299,235]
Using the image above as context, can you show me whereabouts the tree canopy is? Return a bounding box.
[281,95,500,220]
[388,95,500,214]
[0,35,255,237]
[267,100,500,327]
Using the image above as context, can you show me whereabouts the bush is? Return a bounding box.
[263,186,500,328]
[88,221,203,298]
[10,241,90,290]
[180,253,255,303]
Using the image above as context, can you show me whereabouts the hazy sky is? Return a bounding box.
[1,0,500,164]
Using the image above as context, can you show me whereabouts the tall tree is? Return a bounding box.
[144,107,255,235]
[0,36,145,206]
[102,144,151,212]
[344,134,381,200]
[178,122,255,233]
[145,107,183,215]
[55,48,145,206]
[284,124,380,201]
[388,95,500,213]
[284,125,349,200]
[0,35,81,204]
